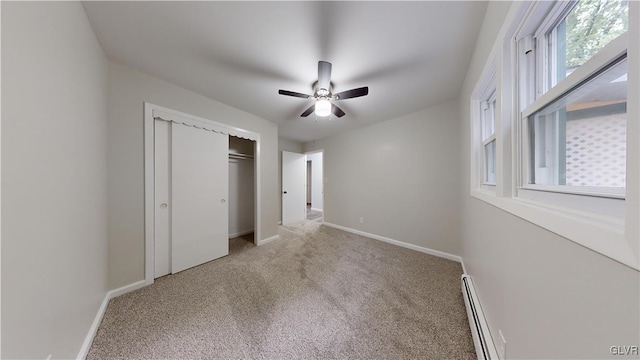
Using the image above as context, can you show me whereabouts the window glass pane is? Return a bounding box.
[529,57,626,188]
[484,140,496,183]
[548,0,628,88]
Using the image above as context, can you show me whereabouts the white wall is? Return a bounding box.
[107,62,279,289]
[228,159,254,237]
[278,137,303,223]
[1,2,109,358]
[306,152,323,211]
[459,2,640,358]
[306,100,461,255]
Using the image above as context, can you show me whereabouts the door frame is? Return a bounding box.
[143,102,261,285]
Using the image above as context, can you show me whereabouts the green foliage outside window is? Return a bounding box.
[565,0,628,68]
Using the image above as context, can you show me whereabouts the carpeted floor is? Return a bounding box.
[306,206,323,223]
[87,221,475,359]
[229,232,256,254]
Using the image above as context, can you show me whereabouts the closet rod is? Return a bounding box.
[228,153,254,160]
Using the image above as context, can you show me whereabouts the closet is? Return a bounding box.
[150,108,257,279]
[228,136,255,240]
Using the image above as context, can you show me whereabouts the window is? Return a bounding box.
[525,57,627,196]
[471,67,497,191]
[482,90,497,184]
[545,0,628,91]
[519,0,628,200]
[469,0,639,269]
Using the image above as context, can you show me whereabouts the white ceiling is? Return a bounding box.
[83,1,487,142]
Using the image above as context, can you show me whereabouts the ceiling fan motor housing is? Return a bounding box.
[314,83,332,100]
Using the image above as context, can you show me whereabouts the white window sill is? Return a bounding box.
[470,189,638,270]
[520,184,625,200]
[480,183,496,192]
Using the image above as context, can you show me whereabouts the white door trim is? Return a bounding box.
[144,102,262,285]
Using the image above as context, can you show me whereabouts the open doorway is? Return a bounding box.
[305,151,323,222]
[281,149,323,225]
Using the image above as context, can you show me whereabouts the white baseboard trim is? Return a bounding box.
[323,222,463,264]
[77,292,110,359]
[229,229,254,239]
[310,207,323,212]
[77,280,147,359]
[258,234,279,246]
[460,258,468,275]
[108,279,147,299]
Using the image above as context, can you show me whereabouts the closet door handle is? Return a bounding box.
[159,203,168,209]
[283,191,287,194]
[220,199,226,203]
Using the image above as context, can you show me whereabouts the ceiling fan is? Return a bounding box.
[278,61,369,118]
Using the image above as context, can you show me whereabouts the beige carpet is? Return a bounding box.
[306,207,323,223]
[87,221,475,359]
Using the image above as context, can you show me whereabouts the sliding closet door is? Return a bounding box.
[171,124,229,273]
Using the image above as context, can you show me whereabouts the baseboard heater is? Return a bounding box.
[461,275,500,360]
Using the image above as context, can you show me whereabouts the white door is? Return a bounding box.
[282,151,307,224]
[154,120,171,278]
[171,124,229,273]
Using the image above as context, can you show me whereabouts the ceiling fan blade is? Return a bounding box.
[331,104,346,118]
[318,61,332,91]
[334,86,369,100]
[279,89,312,99]
[300,104,315,117]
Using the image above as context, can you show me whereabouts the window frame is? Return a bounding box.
[482,88,498,185]
[519,3,629,201]
[471,62,498,193]
[469,0,639,271]
[533,1,576,97]
[521,51,628,199]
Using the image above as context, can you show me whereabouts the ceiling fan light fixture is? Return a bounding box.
[315,99,331,117]
[279,61,369,119]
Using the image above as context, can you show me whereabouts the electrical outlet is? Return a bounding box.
[359,217,364,224]
[496,330,506,359]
